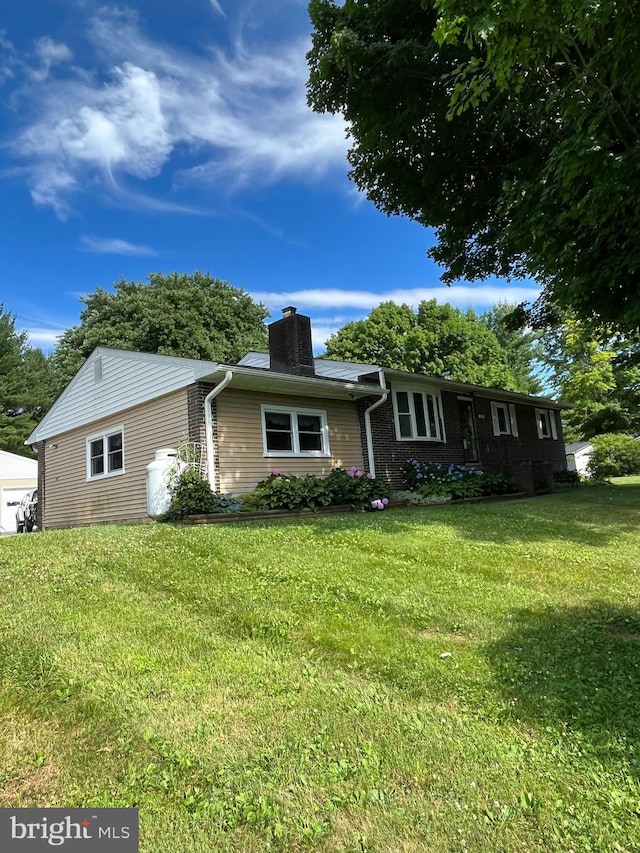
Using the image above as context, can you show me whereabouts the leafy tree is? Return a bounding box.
[0,304,57,454]
[480,303,542,395]
[307,0,640,333]
[323,300,518,388]
[587,434,640,479]
[53,271,269,389]
[540,318,640,442]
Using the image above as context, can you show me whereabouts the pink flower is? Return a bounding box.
[272,468,281,476]
[366,472,374,479]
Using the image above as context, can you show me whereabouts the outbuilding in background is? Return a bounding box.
[0,450,37,534]
[565,441,594,477]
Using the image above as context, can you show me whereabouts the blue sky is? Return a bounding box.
[0,0,539,353]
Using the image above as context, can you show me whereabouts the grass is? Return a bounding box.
[1,481,640,852]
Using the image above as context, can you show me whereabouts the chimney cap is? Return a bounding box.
[282,306,297,317]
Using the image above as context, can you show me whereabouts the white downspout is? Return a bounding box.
[204,370,233,492]
[363,368,388,479]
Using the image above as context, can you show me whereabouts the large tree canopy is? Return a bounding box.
[480,303,542,396]
[540,317,640,442]
[0,305,57,454]
[307,0,640,333]
[53,271,269,390]
[323,300,522,389]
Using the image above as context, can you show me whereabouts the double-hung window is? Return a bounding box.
[535,408,558,440]
[261,405,330,456]
[392,387,445,441]
[86,427,124,480]
[491,402,519,437]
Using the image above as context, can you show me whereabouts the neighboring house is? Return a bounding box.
[27,307,569,530]
[0,450,38,534]
[565,440,594,477]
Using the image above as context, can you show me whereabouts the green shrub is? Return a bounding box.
[163,468,243,520]
[587,434,640,479]
[479,473,519,496]
[253,472,334,511]
[553,469,582,488]
[251,467,390,512]
[402,460,516,501]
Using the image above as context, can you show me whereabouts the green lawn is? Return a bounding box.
[1,482,640,852]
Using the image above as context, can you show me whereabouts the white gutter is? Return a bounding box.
[204,370,233,491]
[363,368,388,478]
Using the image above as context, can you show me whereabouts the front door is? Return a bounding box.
[458,399,480,463]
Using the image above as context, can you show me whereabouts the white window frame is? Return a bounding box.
[86,426,125,481]
[260,405,330,457]
[491,402,519,437]
[535,408,558,440]
[392,386,446,442]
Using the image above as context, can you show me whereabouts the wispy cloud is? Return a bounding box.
[6,6,347,217]
[21,327,63,348]
[0,30,16,85]
[249,285,542,313]
[28,37,73,82]
[208,0,226,17]
[79,235,157,256]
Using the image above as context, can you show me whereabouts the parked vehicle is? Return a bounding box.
[16,489,38,533]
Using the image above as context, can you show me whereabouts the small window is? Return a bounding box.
[261,406,330,456]
[491,402,519,437]
[86,427,125,479]
[392,387,445,441]
[536,408,558,440]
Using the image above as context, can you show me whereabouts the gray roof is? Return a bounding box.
[565,441,593,454]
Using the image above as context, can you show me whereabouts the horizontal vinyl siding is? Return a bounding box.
[216,389,364,494]
[43,389,189,529]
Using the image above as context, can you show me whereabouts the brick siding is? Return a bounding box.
[360,384,565,493]
[187,381,218,479]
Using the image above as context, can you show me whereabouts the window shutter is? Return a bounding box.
[437,396,447,443]
[535,409,544,439]
[491,403,501,436]
[508,404,518,437]
[550,410,558,440]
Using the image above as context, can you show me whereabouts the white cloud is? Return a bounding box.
[249,285,542,313]
[208,0,226,16]
[29,37,73,82]
[256,286,542,351]
[8,7,347,216]
[79,235,157,256]
[21,327,63,348]
[311,323,343,352]
[0,30,16,85]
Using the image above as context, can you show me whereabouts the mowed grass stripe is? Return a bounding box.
[1,482,639,852]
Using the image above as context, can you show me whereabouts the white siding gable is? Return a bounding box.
[28,348,220,444]
[0,450,38,479]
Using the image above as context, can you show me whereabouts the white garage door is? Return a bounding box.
[1,487,33,534]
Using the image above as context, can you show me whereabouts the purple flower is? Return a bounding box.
[371,499,385,510]
[355,470,363,478]
[382,497,389,506]
[366,472,374,479]
[272,468,281,476]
